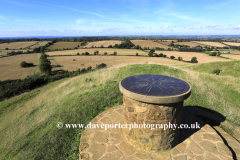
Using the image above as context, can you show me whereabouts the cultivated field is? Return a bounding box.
[223,42,240,46]
[131,40,174,50]
[30,41,51,49]
[192,41,227,47]
[154,51,231,63]
[174,42,205,47]
[156,40,172,46]
[0,53,40,81]
[0,49,28,56]
[220,54,240,60]
[49,42,82,50]
[47,48,148,56]
[85,40,121,48]
[0,41,38,49]
[49,55,186,71]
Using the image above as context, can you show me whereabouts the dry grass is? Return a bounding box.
[85,40,121,48]
[154,51,231,63]
[29,41,51,49]
[191,41,227,47]
[0,53,40,81]
[0,41,38,49]
[49,42,82,50]
[174,42,205,47]
[0,49,28,56]
[131,40,174,49]
[47,48,148,56]
[49,55,186,72]
[223,42,240,46]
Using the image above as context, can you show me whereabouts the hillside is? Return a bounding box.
[0,63,240,159]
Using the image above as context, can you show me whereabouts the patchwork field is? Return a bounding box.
[49,42,82,50]
[0,49,28,56]
[223,42,240,46]
[154,51,231,63]
[0,53,40,81]
[29,41,51,49]
[131,40,174,50]
[174,42,205,47]
[85,40,121,48]
[49,55,186,71]
[192,41,227,47]
[47,48,148,56]
[0,41,38,49]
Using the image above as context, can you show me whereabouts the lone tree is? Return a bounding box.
[190,57,198,63]
[148,49,155,57]
[39,52,52,75]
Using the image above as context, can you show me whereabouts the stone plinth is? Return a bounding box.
[119,74,191,152]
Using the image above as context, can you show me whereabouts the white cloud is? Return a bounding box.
[0,15,8,21]
[97,28,125,33]
[76,19,86,24]
[179,25,203,30]
[160,25,170,29]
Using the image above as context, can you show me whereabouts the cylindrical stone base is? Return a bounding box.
[123,95,183,152]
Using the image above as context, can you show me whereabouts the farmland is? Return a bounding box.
[0,53,40,81]
[220,54,240,60]
[49,42,82,50]
[29,41,51,49]
[0,41,38,49]
[173,42,205,47]
[131,40,174,50]
[49,55,186,72]
[154,51,231,63]
[85,40,121,48]
[223,42,240,46]
[192,41,227,47]
[0,49,28,56]
[47,48,148,56]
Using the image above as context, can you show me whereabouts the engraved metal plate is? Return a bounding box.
[121,74,190,97]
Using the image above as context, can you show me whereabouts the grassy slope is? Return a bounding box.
[0,63,240,159]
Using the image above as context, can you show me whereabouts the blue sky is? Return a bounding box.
[0,0,240,37]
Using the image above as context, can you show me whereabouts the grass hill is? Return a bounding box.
[0,62,240,159]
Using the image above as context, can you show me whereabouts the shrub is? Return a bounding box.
[77,53,80,55]
[159,53,163,57]
[170,56,175,59]
[85,52,90,55]
[87,66,92,71]
[82,53,85,55]
[96,63,107,69]
[108,45,112,48]
[212,69,221,75]
[85,78,92,82]
[104,52,107,55]
[209,52,217,56]
[20,61,33,68]
[136,53,138,56]
[190,57,198,63]
[217,52,221,56]
[163,55,167,58]
[100,45,104,48]
[5,48,8,50]
[178,57,183,61]
[148,52,153,57]
[113,51,117,55]
[81,68,86,73]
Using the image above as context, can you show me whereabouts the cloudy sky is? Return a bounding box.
[0,0,240,37]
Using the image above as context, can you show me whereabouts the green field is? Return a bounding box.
[0,62,240,159]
